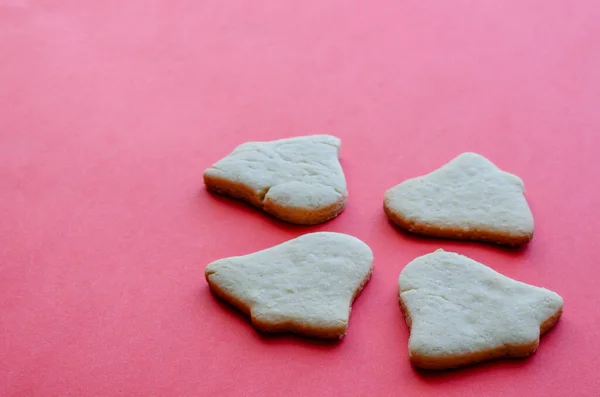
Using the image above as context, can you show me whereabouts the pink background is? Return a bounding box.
[1,1,599,396]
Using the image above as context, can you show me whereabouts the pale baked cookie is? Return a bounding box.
[205,232,373,339]
[398,249,563,370]
[204,135,347,225]
[384,152,534,245]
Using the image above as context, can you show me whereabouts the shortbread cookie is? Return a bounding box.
[204,135,348,225]
[398,249,563,370]
[205,232,373,338]
[384,152,534,245]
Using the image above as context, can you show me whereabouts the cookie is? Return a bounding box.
[398,249,563,370]
[204,135,348,225]
[384,152,534,245]
[205,232,373,339]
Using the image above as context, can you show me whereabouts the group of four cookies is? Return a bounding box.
[203,135,563,370]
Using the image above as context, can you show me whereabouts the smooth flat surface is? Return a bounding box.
[1,1,599,396]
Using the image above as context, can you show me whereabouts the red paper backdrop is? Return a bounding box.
[1,1,599,396]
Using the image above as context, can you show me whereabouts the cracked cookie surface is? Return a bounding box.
[204,135,347,224]
[398,249,563,369]
[205,232,374,339]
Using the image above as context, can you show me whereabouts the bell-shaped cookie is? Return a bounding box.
[384,152,534,245]
[205,232,373,339]
[399,249,563,369]
[204,135,347,225]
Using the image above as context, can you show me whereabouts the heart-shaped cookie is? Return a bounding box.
[398,249,563,369]
[384,152,534,245]
[204,135,347,225]
[205,232,373,339]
